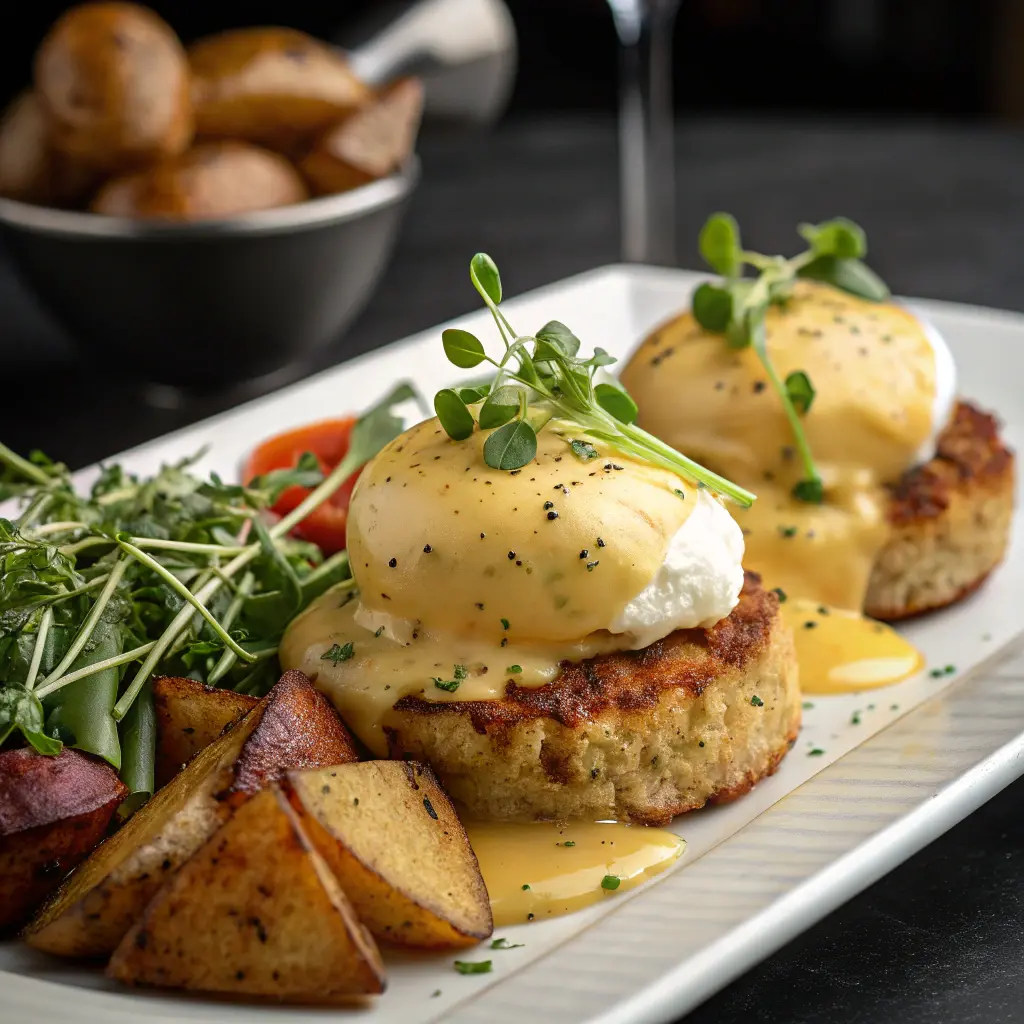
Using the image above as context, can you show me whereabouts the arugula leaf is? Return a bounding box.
[0,686,62,755]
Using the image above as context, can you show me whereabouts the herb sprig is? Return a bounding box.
[691,214,890,503]
[433,255,755,507]
[0,384,415,805]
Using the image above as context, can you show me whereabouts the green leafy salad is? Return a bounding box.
[0,383,413,809]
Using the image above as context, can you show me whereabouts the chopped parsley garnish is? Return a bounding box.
[321,642,354,664]
[673,488,686,499]
[808,748,825,757]
[802,701,815,710]
[850,710,861,725]
[507,665,522,674]
[771,587,788,603]
[750,695,764,707]
[778,525,798,538]
[929,664,957,678]
[433,664,467,692]
[521,883,531,891]
[490,938,525,950]
[500,618,510,631]
[601,874,621,891]
[560,840,576,847]
[454,960,492,975]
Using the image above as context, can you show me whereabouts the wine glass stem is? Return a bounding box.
[612,1,680,265]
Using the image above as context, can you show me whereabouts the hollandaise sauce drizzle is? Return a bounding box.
[465,821,685,927]
[782,598,923,695]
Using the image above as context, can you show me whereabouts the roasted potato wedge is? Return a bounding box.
[189,27,372,154]
[300,77,424,197]
[25,670,358,957]
[153,676,258,789]
[90,140,308,220]
[34,2,193,173]
[108,785,385,1001]
[0,748,127,933]
[286,760,492,949]
[0,91,99,206]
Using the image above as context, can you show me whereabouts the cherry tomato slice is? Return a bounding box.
[243,417,359,555]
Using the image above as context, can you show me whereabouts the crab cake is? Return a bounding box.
[281,414,798,824]
[620,280,1013,617]
[865,401,1014,620]
[384,573,799,825]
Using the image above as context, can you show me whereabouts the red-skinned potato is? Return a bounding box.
[300,77,424,197]
[0,747,127,933]
[90,141,308,220]
[34,1,193,173]
[189,27,372,155]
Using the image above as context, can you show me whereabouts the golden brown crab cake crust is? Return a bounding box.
[383,574,800,826]
[866,401,1015,620]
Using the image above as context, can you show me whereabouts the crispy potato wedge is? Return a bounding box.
[0,748,127,933]
[108,785,385,1001]
[189,27,372,154]
[221,669,360,807]
[300,77,424,197]
[153,676,258,789]
[286,760,492,949]
[25,670,358,957]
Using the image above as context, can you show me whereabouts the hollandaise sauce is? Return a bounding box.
[466,821,685,927]
[782,599,923,694]
[620,280,951,614]
[280,415,708,754]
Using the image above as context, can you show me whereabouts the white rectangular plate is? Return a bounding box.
[3,265,1023,1024]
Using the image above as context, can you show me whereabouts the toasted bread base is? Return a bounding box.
[383,574,800,825]
[867,401,1015,620]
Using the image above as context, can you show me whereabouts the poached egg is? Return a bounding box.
[280,416,744,753]
[620,280,957,611]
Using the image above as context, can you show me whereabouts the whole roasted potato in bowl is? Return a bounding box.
[34,1,193,173]
[91,140,309,220]
[189,27,373,155]
[0,91,100,206]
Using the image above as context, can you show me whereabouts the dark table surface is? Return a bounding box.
[3,116,1024,1022]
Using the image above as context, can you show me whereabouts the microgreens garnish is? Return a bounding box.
[0,383,415,805]
[433,255,755,506]
[692,214,890,503]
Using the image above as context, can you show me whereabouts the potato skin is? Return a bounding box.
[300,77,423,197]
[0,91,99,206]
[189,27,371,154]
[0,747,126,933]
[90,141,308,220]
[34,2,193,173]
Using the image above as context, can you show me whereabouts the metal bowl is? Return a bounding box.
[0,158,419,390]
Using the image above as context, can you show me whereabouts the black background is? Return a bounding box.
[2,3,1024,1024]
[0,0,1008,119]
